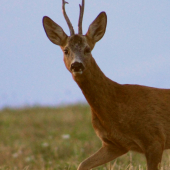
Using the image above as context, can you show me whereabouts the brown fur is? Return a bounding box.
[75,55,170,170]
[43,5,170,170]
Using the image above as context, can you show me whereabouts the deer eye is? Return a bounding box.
[64,49,69,55]
[84,47,91,54]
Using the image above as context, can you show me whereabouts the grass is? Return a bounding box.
[0,104,170,170]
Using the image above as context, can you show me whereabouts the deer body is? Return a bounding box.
[43,1,170,169]
[75,50,170,169]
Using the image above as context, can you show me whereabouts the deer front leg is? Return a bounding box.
[145,142,163,170]
[77,144,127,170]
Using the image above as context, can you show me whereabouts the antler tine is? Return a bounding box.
[78,0,85,35]
[62,0,75,35]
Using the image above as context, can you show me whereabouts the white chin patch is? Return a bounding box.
[72,70,83,76]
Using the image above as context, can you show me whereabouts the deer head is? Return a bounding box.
[43,0,107,80]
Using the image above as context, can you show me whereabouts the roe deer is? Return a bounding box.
[42,0,170,169]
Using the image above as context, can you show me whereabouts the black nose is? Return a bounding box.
[71,62,85,72]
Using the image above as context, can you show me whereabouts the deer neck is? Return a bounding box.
[73,56,118,121]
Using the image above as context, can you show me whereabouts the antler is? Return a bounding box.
[78,0,85,35]
[62,0,75,35]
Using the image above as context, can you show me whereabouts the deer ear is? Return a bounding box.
[43,16,68,46]
[86,12,107,43]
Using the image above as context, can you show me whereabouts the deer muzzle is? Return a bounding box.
[70,62,85,75]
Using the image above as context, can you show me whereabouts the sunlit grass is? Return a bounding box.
[0,105,170,170]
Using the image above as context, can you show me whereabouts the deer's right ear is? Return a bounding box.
[43,16,68,46]
[86,12,107,44]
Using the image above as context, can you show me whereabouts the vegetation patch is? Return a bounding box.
[0,105,170,169]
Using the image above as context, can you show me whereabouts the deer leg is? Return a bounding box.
[77,145,127,170]
[145,142,163,170]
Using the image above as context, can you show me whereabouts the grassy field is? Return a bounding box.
[0,104,170,170]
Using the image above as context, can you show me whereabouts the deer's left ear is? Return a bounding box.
[86,12,107,44]
[43,16,68,46]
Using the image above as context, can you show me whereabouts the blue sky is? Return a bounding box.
[0,0,170,109]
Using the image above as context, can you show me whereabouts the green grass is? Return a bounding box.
[0,104,170,170]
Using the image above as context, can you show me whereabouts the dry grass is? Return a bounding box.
[0,104,170,170]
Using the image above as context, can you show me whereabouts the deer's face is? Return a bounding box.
[62,34,92,76]
[43,0,107,79]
